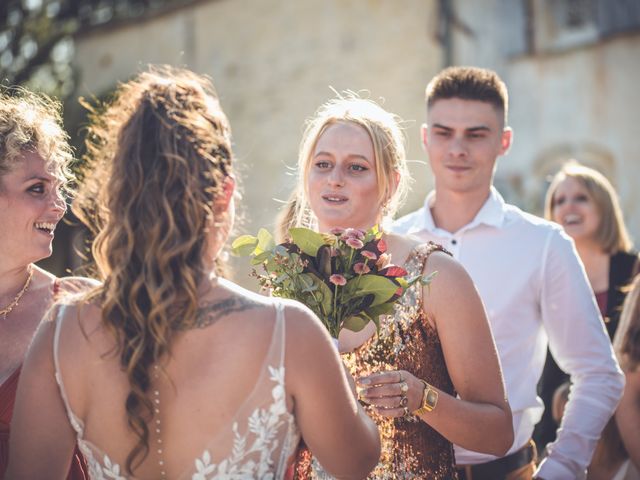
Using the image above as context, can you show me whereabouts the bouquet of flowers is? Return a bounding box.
[231,226,434,338]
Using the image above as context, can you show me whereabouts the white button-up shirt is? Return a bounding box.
[392,187,624,479]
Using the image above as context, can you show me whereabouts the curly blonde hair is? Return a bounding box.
[0,87,74,192]
[73,66,233,474]
[287,94,409,233]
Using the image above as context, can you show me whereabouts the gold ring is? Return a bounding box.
[403,406,410,417]
[400,381,409,393]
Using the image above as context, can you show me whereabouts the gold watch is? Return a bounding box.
[413,380,438,415]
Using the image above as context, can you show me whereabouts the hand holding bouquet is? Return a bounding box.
[232,226,434,338]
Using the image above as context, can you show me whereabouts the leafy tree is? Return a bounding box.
[0,0,187,98]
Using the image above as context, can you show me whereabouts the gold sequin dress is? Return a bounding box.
[292,242,458,480]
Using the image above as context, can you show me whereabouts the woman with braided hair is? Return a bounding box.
[7,67,380,479]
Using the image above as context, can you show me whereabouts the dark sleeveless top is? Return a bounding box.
[603,251,640,339]
[293,242,458,479]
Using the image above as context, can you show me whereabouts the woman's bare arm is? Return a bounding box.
[6,309,77,479]
[284,301,380,480]
[421,252,512,454]
[359,249,513,456]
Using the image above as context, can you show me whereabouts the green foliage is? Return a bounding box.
[0,0,195,98]
[232,226,435,338]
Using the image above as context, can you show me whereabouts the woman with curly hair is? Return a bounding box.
[0,88,94,479]
[6,67,380,479]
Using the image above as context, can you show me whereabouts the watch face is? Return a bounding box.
[426,388,438,407]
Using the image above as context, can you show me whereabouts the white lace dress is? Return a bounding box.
[53,302,300,479]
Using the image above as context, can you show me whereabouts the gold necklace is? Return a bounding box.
[0,267,34,320]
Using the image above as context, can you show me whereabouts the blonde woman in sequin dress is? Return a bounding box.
[7,68,381,480]
[283,95,513,479]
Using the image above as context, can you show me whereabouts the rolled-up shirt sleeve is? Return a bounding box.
[536,229,625,479]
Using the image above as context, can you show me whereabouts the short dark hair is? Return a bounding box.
[426,66,509,124]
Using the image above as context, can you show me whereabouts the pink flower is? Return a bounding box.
[341,228,365,241]
[329,274,347,286]
[345,237,364,249]
[361,250,377,260]
[354,262,371,274]
[352,229,366,240]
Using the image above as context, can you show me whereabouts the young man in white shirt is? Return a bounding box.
[392,66,624,480]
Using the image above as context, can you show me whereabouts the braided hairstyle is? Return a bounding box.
[73,66,233,474]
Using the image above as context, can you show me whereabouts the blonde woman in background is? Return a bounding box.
[535,162,637,452]
[7,67,380,479]
[546,162,638,339]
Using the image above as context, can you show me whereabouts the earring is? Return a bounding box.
[381,200,391,218]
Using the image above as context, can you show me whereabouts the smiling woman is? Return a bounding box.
[0,88,95,478]
[535,161,639,453]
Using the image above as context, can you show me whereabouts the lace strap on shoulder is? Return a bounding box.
[274,301,286,369]
[52,304,65,379]
[52,305,85,436]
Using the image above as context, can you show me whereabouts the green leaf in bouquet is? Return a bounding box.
[298,273,319,293]
[289,227,327,257]
[290,253,306,274]
[345,275,398,306]
[275,273,291,284]
[420,271,438,285]
[364,224,382,242]
[250,250,273,265]
[307,272,333,317]
[359,309,382,332]
[365,302,396,318]
[262,255,279,273]
[256,228,275,253]
[231,235,259,256]
[342,314,370,333]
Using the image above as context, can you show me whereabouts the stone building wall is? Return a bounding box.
[74,0,442,224]
[72,0,640,273]
[451,0,640,240]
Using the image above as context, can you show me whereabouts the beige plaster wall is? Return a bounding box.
[74,0,443,215]
[73,0,443,283]
[450,0,640,243]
